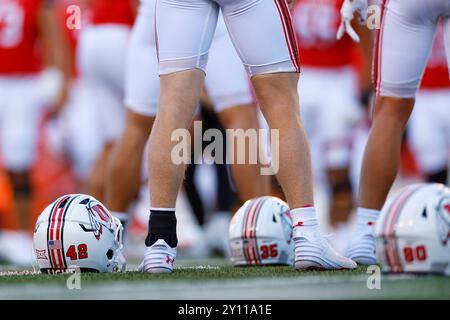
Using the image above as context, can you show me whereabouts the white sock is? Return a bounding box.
[290,206,318,228]
[356,207,379,228]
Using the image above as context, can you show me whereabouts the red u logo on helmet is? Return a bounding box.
[92,204,111,222]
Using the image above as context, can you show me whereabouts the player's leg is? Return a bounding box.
[217,105,270,201]
[221,0,309,207]
[149,0,218,207]
[359,1,438,209]
[321,69,361,227]
[105,4,159,225]
[205,18,270,201]
[2,79,41,230]
[0,77,44,264]
[78,25,128,201]
[220,0,356,270]
[85,82,125,202]
[142,0,219,273]
[60,81,103,186]
[358,99,415,207]
[347,0,440,264]
[106,111,154,223]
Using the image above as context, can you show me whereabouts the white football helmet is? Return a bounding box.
[229,196,293,266]
[375,183,450,275]
[33,194,126,273]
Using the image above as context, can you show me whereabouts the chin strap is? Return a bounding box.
[112,216,127,272]
[115,251,127,273]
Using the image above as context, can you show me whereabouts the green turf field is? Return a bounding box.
[0,259,449,299]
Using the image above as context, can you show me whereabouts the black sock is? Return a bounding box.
[426,168,448,185]
[145,210,178,248]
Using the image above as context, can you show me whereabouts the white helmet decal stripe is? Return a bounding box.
[46,199,60,269]
[382,185,423,272]
[47,195,71,269]
[240,200,254,264]
[242,198,268,266]
[53,203,66,268]
[59,195,79,269]
[249,198,268,266]
[244,199,259,265]
[249,199,265,239]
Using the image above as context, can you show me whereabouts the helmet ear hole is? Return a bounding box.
[422,208,428,218]
[106,249,114,260]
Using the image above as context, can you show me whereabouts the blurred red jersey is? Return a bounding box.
[91,0,134,26]
[421,24,450,89]
[292,0,356,68]
[57,0,91,77]
[0,0,42,74]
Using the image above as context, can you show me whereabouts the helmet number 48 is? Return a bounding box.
[66,244,89,261]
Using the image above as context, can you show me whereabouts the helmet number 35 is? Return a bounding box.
[260,244,278,259]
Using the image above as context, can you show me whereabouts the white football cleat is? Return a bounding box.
[345,224,377,265]
[294,227,357,270]
[139,239,176,273]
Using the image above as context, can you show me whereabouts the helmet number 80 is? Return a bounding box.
[66,244,89,260]
[403,245,427,263]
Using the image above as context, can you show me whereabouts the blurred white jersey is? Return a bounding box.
[125,0,253,116]
[374,0,450,98]
[78,24,130,144]
[46,80,103,180]
[155,0,300,76]
[408,89,450,174]
[299,67,361,179]
[408,23,450,175]
[0,75,48,171]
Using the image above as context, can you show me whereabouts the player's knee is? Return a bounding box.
[126,110,154,138]
[161,70,204,97]
[218,104,257,129]
[252,73,299,103]
[373,96,415,126]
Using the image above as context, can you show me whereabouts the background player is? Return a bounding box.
[143,0,357,273]
[340,0,450,264]
[292,0,373,239]
[409,24,450,185]
[105,0,270,237]
[0,0,70,264]
[77,0,135,201]
[46,0,103,189]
